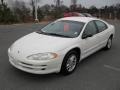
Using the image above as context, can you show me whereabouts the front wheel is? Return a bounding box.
[60,51,79,75]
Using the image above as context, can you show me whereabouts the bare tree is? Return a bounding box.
[55,0,60,7]
[71,0,77,11]
[30,0,35,19]
[13,0,30,22]
[30,0,41,20]
[71,0,77,6]
[54,0,63,7]
[1,0,4,5]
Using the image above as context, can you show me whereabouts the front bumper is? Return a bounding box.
[8,49,63,74]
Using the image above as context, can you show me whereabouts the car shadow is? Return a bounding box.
[77,49,108,68]
[8,64,70,83]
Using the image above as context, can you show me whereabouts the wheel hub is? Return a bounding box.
[66,55,77,72]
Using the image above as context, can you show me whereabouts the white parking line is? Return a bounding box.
[104,65,120,72]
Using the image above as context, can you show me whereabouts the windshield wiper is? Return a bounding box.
[46,33,72,38]
[36,31,72,38]
[36,30,49,35]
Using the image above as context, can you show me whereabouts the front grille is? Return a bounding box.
[10,56,47,70]
[20,61,33,66]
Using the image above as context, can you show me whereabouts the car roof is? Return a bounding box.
[58,17,98,23]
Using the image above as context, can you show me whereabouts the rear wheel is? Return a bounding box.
[60,51,79,75]
[105,37,112,50]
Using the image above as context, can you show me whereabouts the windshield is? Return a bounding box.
[39,20,85,38]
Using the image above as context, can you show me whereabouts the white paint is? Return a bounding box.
[8,17,115,74]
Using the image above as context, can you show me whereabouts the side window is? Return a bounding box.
[82,21,98,38]
[95,20,108,32]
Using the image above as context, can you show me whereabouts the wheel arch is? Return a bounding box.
[60,47,81,74]
[64,47,81,62]
[110,34,113,39]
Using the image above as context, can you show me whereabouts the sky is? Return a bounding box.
[40,0,120,8]
[4,0,120,8]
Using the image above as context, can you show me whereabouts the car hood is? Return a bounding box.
[10,32,75,58]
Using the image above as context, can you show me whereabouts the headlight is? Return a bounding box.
[27,53,58,60]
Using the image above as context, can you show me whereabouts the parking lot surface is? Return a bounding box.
[0,20,120,90]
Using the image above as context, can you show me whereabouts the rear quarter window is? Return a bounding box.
[95,20,108,32]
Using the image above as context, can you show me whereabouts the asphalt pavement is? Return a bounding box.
[0,20,120,90]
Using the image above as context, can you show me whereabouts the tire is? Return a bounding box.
[60,51,79,75]
[104,37,112,50]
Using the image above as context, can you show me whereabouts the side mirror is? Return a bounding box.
[82,34,93,39]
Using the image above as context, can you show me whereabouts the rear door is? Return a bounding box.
[81,21,99,59]
[94,20,109,48]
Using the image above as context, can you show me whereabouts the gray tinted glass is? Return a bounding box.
[83,21,98,36]
[95,20,108,32]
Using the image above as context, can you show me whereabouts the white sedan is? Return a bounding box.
[8,17,115,75]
